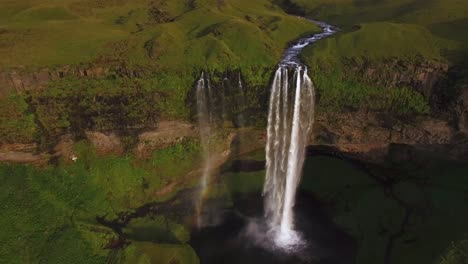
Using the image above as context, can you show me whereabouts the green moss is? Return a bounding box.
[123,241,199,264]
[123,216,190,244]
[25,75,194,144]
[145,138,202,189]
[0,94,38,144]
[225,170,265,194]
[438,240,468,264]
[312,71,430,114]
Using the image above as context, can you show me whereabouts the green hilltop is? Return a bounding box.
[283,0,468,66]
[0,0,318,70]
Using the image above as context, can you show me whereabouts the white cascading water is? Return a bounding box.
[195,72,214,227]
[263,21,337,250]
[264,66,315,249]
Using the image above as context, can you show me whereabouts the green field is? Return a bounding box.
[0,139,203,263]
[0,0,318,70]
[285,0,468,66]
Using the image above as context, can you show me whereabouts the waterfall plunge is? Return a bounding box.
[263,65,315,249]
[195,72,214,227]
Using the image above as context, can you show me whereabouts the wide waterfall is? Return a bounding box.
[263,66,315,249]
[195,72,214,227]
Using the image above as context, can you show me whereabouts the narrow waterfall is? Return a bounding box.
[236,72,246,127]
[263,65,315,249]
[195,72,214,227]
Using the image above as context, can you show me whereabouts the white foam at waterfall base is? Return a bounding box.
[262,65,315,251]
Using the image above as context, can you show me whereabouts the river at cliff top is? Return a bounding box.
[188,149,468,264]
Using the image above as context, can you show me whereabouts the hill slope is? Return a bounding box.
[0,0,318,70]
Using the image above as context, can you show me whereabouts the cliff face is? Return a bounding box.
[0,59,466,165]
[313,111,466,163]
[457,85,468,132]
[0,65,146,97]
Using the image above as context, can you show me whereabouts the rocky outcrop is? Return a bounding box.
[53,135,77,163]
[0,66,106,97]
[85,131,124,155]
[0,143,46,165]
[312,111,467,163]
[135,121,197,157]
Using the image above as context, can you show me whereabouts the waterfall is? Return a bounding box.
[236,72,246,127]
[261,19,336,250]
[263,65,315,249]
[195,72,214,227]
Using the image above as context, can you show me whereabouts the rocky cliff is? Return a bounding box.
[0,58,466,166]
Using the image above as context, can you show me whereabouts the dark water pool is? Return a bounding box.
[189,154,468,264]
[190,191,356,264]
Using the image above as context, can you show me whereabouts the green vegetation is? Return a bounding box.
[123,242,199,264]
[0,0,318,70]
[300,20,457,114]
[0,139,203,263]
[304,22,455,67]
[0,162,112,263]
[20,75,192,145]
[0,94,37,143]
[276,0,468,115]
[439,240,468,264]
[225,170,265,194]
[312,71,430,114]
[289,0,468,68]
[123,216,191,244]
[145,138,202,196]
[301,155,468,264]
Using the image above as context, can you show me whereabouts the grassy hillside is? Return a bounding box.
[304,22,455,67]
[0,0,318,70]
[0,139,203,263]
[277,0,468,115]
[288,0,468,65]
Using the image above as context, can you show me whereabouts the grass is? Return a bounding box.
[145,138,202,192]
[280,0,468,116]
[0,138,206,263]
[312,71,431,114]
[0,94,37,143]
[123,215,191,244]
[0,163,111,263]
[286,0,468,66]
[0,0,319,70]
[123,241,199,264]
[303,22,455,67]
